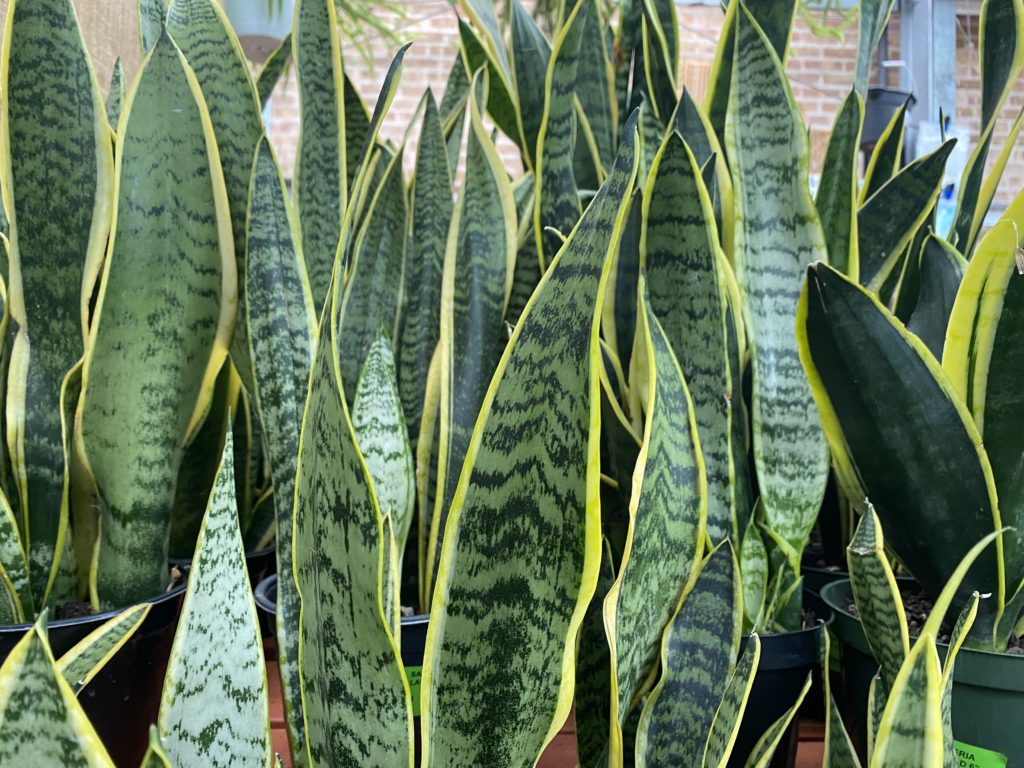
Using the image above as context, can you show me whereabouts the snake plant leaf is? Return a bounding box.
[139,0,167,54]
[0,617,114,767]
[905,235,966,358]
[604,279,707,761]
[422,113,639,768]
[56,603,150,695]
[643,133,737,545]
[601,190,642,374]
[167,0,263,396]
[725,6,829,551]
[701,636,760,768]
[870,637,944,767]
[639,1,679,124]
[797,263,1006,641]
[533,0,588,269]
[859,140,954,293]
[353,333,415,560]
[510,0,551,162]
[80,32,234,608]
[168,362,230,559]
[950,0,1024,254]
[158,433,271,768]
[740,519,768,631]
[613,0,644,124]
[460,0,513,81]
[821,628,863,768]
[293,0,345,310]
[336,149,407,403]
[941,594,980,766]
[847,506,909,691]
[575,0,616,176]
[343,75,372,195]
[816,90,863,279]
[256,33,291,109]
[458,20,526,158]
[231,384,257,536]
[244,135,315,765]
[633,542,743,767]
[398,91,453,452]
[425,80,516,598]
[854,0,898,96]
[441,52,471,125]
[61,363,91,602]
[744,673,813,768]
[295,295,411,766]
[575,539,616,768]
[139,726,173,768]
[106,58,125,127]
[1,0,115,605]
[861,99,908,203]
[416,346,442,611]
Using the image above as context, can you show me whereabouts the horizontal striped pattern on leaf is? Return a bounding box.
[604,280,706,763]
[426,79,516,600]
[634,542,743,766]
[79,33,235,608]
[642,132,736,544]
[0,489,28,621]
[244,135,315,766]
[510,0,551,162]
[702,635,760,767]
[158,433,271,768]
[257,34,291,108]
[0,619,113,766]
[870,637,944,767]
[422,114,639,768]
[815,91,862,279]
[106,59,125,127]
[293,0,345,310]
[1,0,114,605]
[295,291,411,766]
[725,7,829,550]
[398,91,453,453]
[575,539,616,768]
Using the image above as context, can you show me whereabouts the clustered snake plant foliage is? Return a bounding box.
[0,0,1022,766]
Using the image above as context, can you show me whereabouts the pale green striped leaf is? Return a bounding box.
[336,148,407,402]
[816,91,863,279]
[293,0,345,310]
[2,0,114,605]
[870,637,944,767]
[416,345,442,612]
[257,34,291,109]
[425,78,516,600]
[673,89,733,248]
[0,487,28,621]
[744,673,813,768]
[353,333,415,560]
[861,100,908,202]
[79,32,234,608]
[854,0,898,96]
[740,519,768,631]
[106,58,125,127]
[0,617,114,766]
[848,506,909,691]
[859,141,954,293]
[725,7,829,550]
[397,91,453,452]
[167,0,264,396]
[634,542,743,767]
[138,0,166,54]
[534,0,588,268]
[57,603,150,695]
[905,235,966,358]
[158,432,271,767]
[295,289,411,765]
[642,132,737,544]
[575,0,616,176]
[422,114,639,768]
[244,135,315,765]
[604,278,706,761]
[701,636,760,768]
[140,727,172,768]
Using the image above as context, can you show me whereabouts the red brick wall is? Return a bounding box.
[265,1,1023,206]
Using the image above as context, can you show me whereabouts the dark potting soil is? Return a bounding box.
[53,565,187,622]
[846,592,1024,654]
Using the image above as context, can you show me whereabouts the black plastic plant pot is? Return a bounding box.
[822,579,1024,763]
[727,591,833,768]
[800,563,849,599]
[0,579,187,767]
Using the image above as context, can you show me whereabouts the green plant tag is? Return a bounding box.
[954,740,1008,768]
[407,666,422,717]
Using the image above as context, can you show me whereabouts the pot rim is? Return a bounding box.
[0,576,188,635]
[254,574,430,627]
